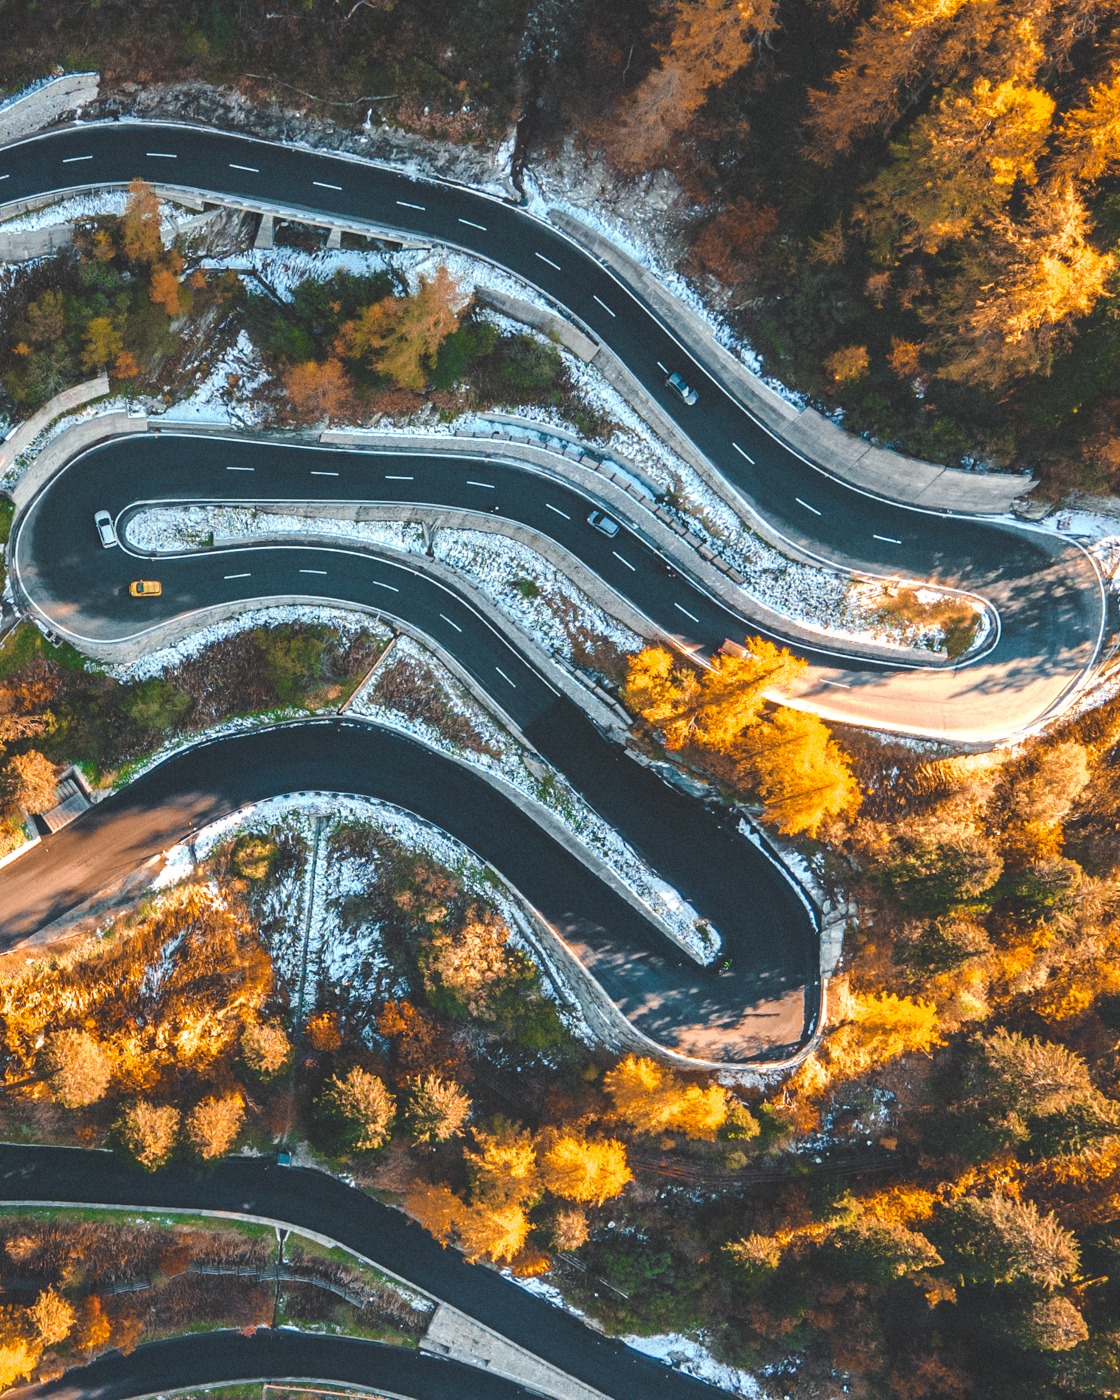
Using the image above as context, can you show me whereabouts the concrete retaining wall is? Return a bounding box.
[1,376,112,485]
[551,209,1035,515]
[0,223,73,263]
[421,1304,608,1400]
[8,403,143,509]
[0,73,99,147]
[476,285,598,361]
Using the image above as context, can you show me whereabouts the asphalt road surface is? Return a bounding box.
[0,121,1107,740]
[0,1144,723,1400]
[13,1332,539,1400]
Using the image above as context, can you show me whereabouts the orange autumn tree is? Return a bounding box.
[149,253,187,317]
[335,268,464,390]
[283,358,354,423]
[122,179,164,265]
[611,0,778,168]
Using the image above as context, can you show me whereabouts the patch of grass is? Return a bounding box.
[0,1205,277,1241]
[0,621,87,678]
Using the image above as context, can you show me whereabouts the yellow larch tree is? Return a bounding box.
[622,639,804,753]
[187,1093,245,1160]
[937,182,1115,386]
[604,1055,739,1140]
[404,1183,465,1246]
[335,268,464,391]
[408,1074,472,1145]
[861,74,1055,255]
[325,1067,395,1151]
[465,1118,539,1205]
[121,179,164,265]
[456,1201,531,1264]
[1059,63,1120,182]
[117,1100,180,1171]
[538,1131,632,1206]
[0,1335,40,1391]
[28,1288,74,1348]
[241,1020,292,1079]
[283,358,354,423]
[736,707,861,837]
[805,0,980,160]
[40,1029,112,1108]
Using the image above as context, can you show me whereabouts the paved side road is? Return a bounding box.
[0,1145,724,1400]
[11,1330,537,1400]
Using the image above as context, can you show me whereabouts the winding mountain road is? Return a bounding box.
[0,108,1111,1399]
[0,118,1112,1054]
[0,722,815,1063]
[13,1332,539,1400]
[0,120,1107,742]
[0,1144,722,1400]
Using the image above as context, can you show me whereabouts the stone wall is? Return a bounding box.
[1,376,112,487]
[0,73,100,147]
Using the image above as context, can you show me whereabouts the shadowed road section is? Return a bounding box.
[0,1145,723,1400]
[0,722,814,1063]
[12,1331,538,1400]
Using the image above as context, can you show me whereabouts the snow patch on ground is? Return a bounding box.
[431,527,643,663]
[154,328,271,427]
[127,504,427,557]
[621,1331,765,1398]
[512,1276,762,1398]
[350,636,719,961]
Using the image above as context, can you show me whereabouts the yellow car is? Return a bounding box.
[129,580,162,598]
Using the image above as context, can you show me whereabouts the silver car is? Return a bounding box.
[94,510,117,548]
[666,371,699,406]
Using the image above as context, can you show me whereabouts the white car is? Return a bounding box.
[94,510,117,548]
[587,509,620,539]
